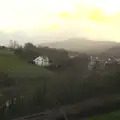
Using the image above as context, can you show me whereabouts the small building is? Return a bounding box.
[115,58,120,64]
[33,56,50,66]
[88,56,98,70]
[104,58,119,70]
[88,56,105,71]
[68,52,80,58]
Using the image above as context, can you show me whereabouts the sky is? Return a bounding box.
[0,0,120,45]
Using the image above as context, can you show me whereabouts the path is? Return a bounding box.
[13,108,68,120]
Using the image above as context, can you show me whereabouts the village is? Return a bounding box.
[88,56,120,71]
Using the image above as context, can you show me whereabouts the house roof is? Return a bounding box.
[33,56,49,60]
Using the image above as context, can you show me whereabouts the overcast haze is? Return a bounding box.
[0,0,120,45]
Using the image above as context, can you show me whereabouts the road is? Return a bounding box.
[13,108,66,120]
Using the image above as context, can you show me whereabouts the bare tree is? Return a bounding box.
[9,40,19,49]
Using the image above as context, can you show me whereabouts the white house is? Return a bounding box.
[33,56,50,66]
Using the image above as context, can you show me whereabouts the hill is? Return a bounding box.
[42,38,120,54]
[0,53,52,79]
[100,46,120,58]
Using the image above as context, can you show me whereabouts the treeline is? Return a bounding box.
[14,42,69,65]
[2,68,120,119]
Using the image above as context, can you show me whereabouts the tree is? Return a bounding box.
[9,40,19,49]
[24,43,36,50]
[15,43,39,61]
[14,47,23,55]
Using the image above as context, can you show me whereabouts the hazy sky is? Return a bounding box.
[0,0,120,45]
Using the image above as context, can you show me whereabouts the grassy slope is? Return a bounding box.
[87,111,120,120]
[0,53,54,101]
[0,54,53,78]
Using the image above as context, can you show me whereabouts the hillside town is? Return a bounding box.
[88,56,120,71]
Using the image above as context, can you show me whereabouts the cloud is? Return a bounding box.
[0,0,120,43]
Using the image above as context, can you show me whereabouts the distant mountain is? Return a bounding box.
[42,38,120,54]
[100,46,120,58]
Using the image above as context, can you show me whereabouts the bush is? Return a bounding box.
[0,72,15,88]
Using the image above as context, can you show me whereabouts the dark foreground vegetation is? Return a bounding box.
[0,41,120,119]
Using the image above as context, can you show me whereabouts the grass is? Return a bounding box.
[0,48,14,54]
[0,53,54,103]
[87,110,120,120]
[0,54,53,78]
[63,95,120,120]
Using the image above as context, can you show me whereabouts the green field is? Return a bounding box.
[0,54,53,78]
[87,111,120,120]
[0,53,54,103]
